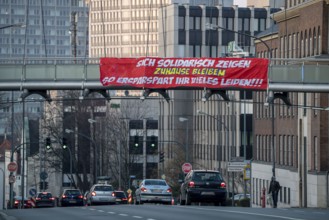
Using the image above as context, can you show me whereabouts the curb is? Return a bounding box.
[0,212,16,220]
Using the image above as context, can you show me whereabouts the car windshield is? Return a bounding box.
[193,172,222,181]
[65,190,81,195]
[94,185,113,191]
[38,193,52,199]
[144,180,167,186]
[115,192,126,198]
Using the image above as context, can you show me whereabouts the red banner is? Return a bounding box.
[100,57,269,90]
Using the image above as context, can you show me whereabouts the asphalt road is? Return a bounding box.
[0,204,328,220]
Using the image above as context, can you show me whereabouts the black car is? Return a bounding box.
[59,189,84,207]
[34,192,55,208]
[179,170,227,206]
[114,191,128,204]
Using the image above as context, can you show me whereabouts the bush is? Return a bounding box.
[237,198,250,207]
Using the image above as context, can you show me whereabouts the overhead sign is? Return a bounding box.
[100,57,269,90]
[7,162,17,172]
[182,163,192,174]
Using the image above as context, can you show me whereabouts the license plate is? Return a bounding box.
[201,192,215,195]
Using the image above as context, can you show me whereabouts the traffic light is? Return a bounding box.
[62,138,67,149]
[134,135,139,147]
[45,137,51,150]
[39,181,48,190]
[159,151,164,163]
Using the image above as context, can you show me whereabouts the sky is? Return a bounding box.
[234,0,247,6]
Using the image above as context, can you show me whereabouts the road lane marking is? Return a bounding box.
[98,210,105,212]
[107,211,115,214]
[179,206,306,220]
[132,216,143,219]
[119,214,128,216]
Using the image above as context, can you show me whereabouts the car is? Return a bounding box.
[114,191,128,204]
[135,179,172,205]
[179,170,227,206]
[59,189,84,207]
[232,193,250,206]
[86,184,116,205]
[8,196,35,209]
[34,192,55,208]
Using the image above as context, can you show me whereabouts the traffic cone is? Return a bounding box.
[171,198,175,205]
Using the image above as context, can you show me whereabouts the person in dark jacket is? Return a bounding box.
[268,176,281,208]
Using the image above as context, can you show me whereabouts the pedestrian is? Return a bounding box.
[268,176,281,208]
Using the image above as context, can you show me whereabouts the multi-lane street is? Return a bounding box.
[1,204,328,220]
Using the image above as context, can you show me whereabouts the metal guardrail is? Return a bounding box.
[0,57,329,92]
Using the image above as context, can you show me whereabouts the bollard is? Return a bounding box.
[260,187,266,208]
[128,193,132,204]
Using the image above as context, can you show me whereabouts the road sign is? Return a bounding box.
[244,164,251,180]
[182,162,192,174]
[7,162,17,172]
[9,175,16,183]
[29,188,37,196]
[40,171,48,180]
[227,167,244,172]
[228,161,247,172]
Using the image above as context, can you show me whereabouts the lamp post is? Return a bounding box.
[179,117,189,162]
[88,119,98,180]
[65,129,97,183]
[62,141,73,189]
[0,168,5,210]
[207,24,274,178]
[197,110,229,172]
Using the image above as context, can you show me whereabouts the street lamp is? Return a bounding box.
[62,139,73,189]
[179,117,189,162]
[65,128,97,183]
[88,118,98,179]
[197,110,229,172]
[207,24,275,178]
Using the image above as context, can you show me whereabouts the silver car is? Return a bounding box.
[86,184,116,205]
[135,179,172,205]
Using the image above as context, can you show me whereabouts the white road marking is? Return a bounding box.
[180,206,306,220]
[98,210,104,212]
[119,213,128,216]
[132,216,143,219]
[107,211,115,214]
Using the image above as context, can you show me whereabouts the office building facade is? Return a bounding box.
[158,4,278,193]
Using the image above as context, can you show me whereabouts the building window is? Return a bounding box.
[179,16,185,30]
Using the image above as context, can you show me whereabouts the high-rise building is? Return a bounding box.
[0,0,90,202]
[88,0,228,97]
[0,0,89,60]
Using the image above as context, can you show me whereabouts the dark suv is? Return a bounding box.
[179,170,227,206]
